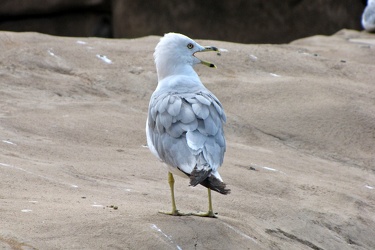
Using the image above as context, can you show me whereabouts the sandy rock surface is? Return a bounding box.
[0,30,374,249]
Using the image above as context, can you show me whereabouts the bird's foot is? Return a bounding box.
[191,210,218,218]
[158,209,191,216]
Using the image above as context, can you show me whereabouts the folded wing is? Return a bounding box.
[147,90,226,179]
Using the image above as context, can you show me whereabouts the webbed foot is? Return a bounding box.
[191,210,217,218]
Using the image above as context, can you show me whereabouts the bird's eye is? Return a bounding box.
[187,43,194,49]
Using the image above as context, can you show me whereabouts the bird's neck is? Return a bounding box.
[156,63,198,82]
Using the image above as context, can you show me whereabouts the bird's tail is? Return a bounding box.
[189,164,230,195]
[199,175,231,195]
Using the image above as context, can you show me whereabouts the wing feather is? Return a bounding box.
[147,89,226,174]
[166,123,184,137]
[158,95,170,113]
[186,130,206,151]
[192,103,210,119]
[195,94,211,105]
[176,102,196,123]
[167,97,182,116]
[159,111,173,129]
[178,119,198,132]
[203,115,219,136]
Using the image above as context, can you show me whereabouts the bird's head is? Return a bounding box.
[154,33,220,80]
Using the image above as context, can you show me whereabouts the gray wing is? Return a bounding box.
[147,90,226,175]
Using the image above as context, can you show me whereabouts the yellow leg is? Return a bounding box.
[192,188,217,218]
[159,172,190,216]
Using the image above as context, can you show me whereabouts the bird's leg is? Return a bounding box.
[159,172,190,216]
[192,188,217,218]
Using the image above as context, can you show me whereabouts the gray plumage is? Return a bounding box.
[146,33,230,196]
[147,90,226,180]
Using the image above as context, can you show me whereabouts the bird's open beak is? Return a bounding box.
[195,46,221,68]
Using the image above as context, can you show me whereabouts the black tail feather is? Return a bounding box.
[199,175,231,195]
[185,165,231,195]
[189,165,211,186]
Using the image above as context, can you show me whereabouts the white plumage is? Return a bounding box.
[362,0,375,32]
[146,33,229,217]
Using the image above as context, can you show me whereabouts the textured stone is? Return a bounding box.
[0,30,375,249]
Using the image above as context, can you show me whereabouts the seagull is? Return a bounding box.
[362,0,375,32]
[146,33,230,217]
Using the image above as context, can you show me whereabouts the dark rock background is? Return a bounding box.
[0,0,367,43]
